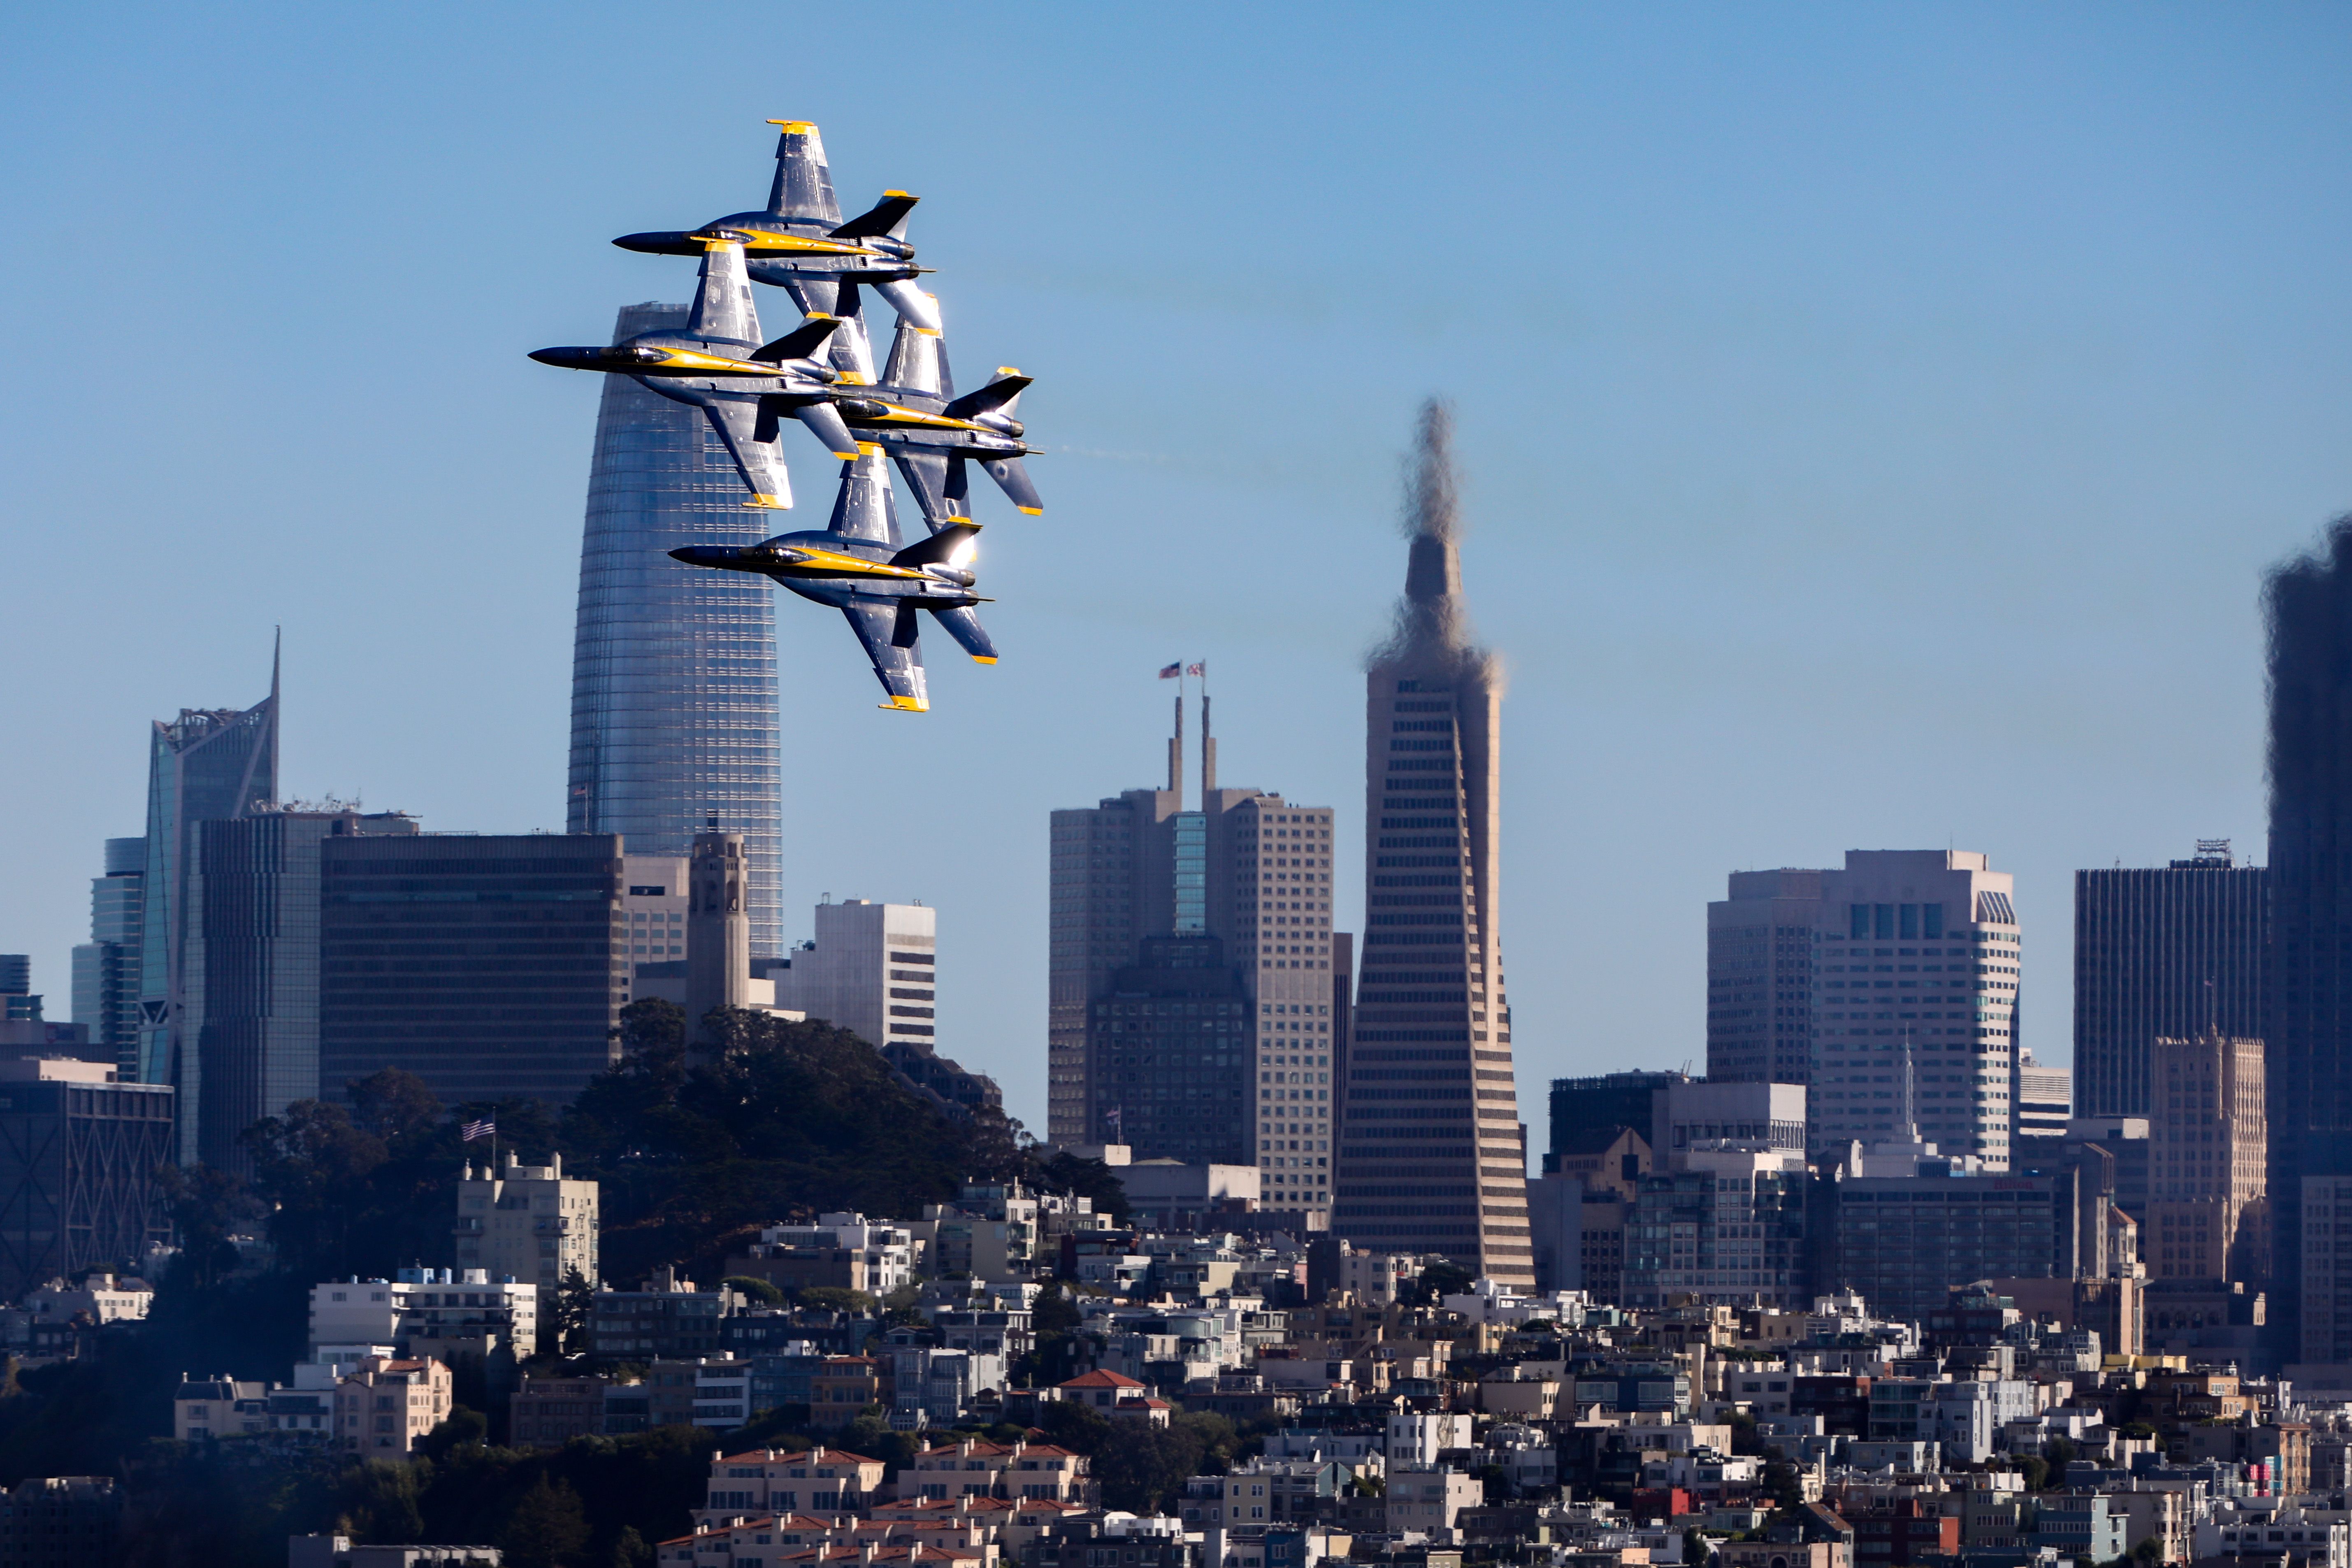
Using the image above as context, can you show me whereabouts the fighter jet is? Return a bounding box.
[613,120,938,385]
[529,233,861,509]
[670,450,997,712]
[838,307,1045,525]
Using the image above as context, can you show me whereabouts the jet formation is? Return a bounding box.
[532,121,1038,710]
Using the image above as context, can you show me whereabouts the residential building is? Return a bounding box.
[1047,699,1339,1217]
[2263,522,2352,1361]
[0,1058,174,1303]
[590,1269,742,1360]
[1119,1160,1262,1233]
[728,1213,920,1297]
[69,837,144,1080]
[508,1373,610,1448]
[317,832,626,1106]
[307,1269,539,1360]
[1335,406,1532,1285]
[692,1445,889,1529]
[2143,1032,2267,1287]
[174,1375,269,1440]
[454,1153,599,1297]
[289,1540,502,1568]
[181,805,417,1169]
[1381,1465,1484,1535]
[0,1475,121,1567]
[332,1356,453,1455]
[2013,1048,2072,1139]
[2074,843,2266,1119]
[136,654,280,1091]
[566,302,782,959]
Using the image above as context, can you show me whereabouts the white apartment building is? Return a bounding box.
[769,899,937,1050]
[309,1268,539,1359]
[455,1153,598,1295]
[753,1212,921,1295]
[1710,850,2021,1167]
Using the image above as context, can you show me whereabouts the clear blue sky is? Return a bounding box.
[4,4,2348,1140]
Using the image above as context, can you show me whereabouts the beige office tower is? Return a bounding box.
[1810,850,2021,1166]
[2145,1032,2266,1284]
[1707,869,1827,1085]
[1336,404,1533,1285]
[455,1153,599,1294]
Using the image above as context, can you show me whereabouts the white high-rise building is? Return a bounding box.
[769,900,936,1050]
[455,1154,599,1295]
[1709,850,2022,1168]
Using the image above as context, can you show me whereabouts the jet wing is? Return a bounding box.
[841,598,930,711]
[700,401,793,509]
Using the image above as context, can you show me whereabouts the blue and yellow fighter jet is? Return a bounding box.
[669,450,997,713]
[531,233,860,510]
[613,119,936,385]
[836,306,1043,525]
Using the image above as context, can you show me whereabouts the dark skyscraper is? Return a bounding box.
[318,834,625,1107]
[567,304,783,960]
[2073,843,2266,1118]
[1335,404,1533,1285]
[135,649,279,1096]
[2264,518,2352,1362]
[185,807,418,1170]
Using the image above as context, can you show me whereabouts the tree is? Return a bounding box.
[152,1163,262,1291]
[350,1068,443,1142]
[499,1475,592,1568]
[555,1269,599,1357]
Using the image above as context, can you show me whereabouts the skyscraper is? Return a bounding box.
[2143,1032,2265,1285]
[769,898,937,1053]
[318,834,626,1106]
[71,838,144,1078]
[1807,850,2021,1165]
[1335,404,1533,1285]
[136,652,279,1092]
[567,303,782,960]
[2263,518,2352,1361]
[182,807,418,1169]
[2073,843,2266,1118]
[1047,694,1339,1215]
[1707,870,1826,1085]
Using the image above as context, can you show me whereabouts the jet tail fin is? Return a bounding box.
[979,456,1043,516]
[765,119,842,224]
[928,604,999,664]
[889,521,981,570]
[943,370,1032,421]
[831,191,919,241]
[751,315,843,364]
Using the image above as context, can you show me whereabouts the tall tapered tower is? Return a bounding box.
[1335,403,1533,1285]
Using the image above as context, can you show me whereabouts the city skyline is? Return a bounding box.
[7,8,2347,1137]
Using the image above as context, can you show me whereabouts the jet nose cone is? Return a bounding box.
[530,346,601,369]
[669,545,744,569]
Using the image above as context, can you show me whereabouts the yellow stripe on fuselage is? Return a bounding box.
[773,547,928,580]
[645,348,777,376]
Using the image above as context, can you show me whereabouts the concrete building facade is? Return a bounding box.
[455,1153,599,1296]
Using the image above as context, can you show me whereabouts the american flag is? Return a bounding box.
[1157,663,1181,679]
[461,1118,495,1143]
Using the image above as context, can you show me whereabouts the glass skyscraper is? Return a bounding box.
[72,836,146,1078]
[567,303,782,958]
[136,657,279,1094]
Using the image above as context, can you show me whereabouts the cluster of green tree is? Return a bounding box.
[105,1422,715,1568]
[159,999,1129,1360]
